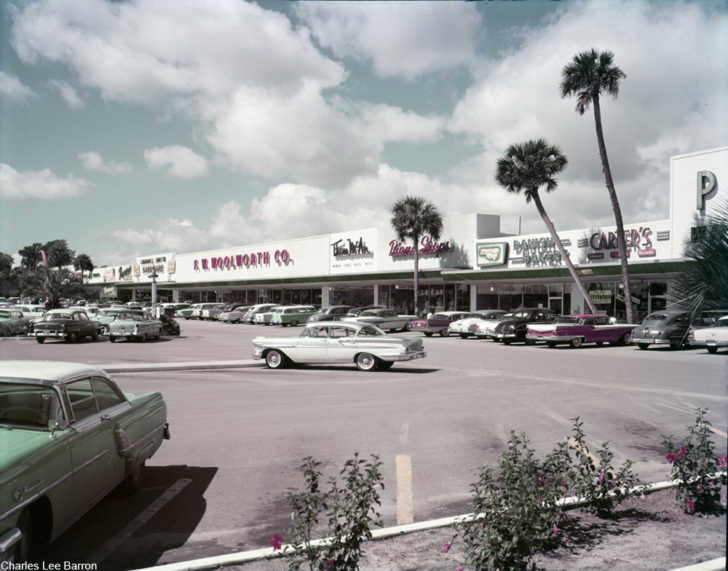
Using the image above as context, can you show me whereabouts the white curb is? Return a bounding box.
[670,557,727,571]
[100,360,261,373]
[132,474,725,571]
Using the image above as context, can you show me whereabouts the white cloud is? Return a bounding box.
[112,219,209,252]
[48,79,83,108]
[0,163,89,199]
[11,0,446,187]
[78,151,131,175]
[0,70,36,101]
[448,0,728,224]
[296,2,481,78]
[144,146,208,179]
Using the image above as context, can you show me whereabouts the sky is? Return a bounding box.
[1,0,726,268]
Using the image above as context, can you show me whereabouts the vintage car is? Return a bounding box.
[0,361,169,561]
[32,309,102,344]
[343,308,410,332]
[307,305,352,323]
[94,308,144,331]
[242,304,279,323]
[527,314,636,348]
[11,305,46,322]
[176,304,203,320]
[632,310,691,350]
[254,305,285,325]
[219,306,251,323]
[252,321,425,371]
[159,314,181,336]
[108,312,163,342]
[692,309,728,328]
[472,312,514,339]
[346,305,386,317]
[491,308,558,344]
[0,310,30,337]
[271,305,318,326]
[448,309,508,338]
[197,303,227,320]
[689,315,728,353]
[408,311,474,337]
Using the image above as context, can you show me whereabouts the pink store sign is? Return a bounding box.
[389,235,451,257]
[586,227,655,261]
[193,249,291,271]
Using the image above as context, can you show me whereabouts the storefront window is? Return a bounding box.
[330,286,374,308]
[523,284,548,309]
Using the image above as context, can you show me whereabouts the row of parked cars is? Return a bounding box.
[408,308,728,352]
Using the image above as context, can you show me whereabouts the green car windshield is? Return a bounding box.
[0,382,63,430]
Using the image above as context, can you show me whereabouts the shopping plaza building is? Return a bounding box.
[91,147,727,321]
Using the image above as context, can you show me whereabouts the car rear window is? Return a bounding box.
[644,313,668,322]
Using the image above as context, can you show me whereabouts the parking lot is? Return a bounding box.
[2,319,726,569]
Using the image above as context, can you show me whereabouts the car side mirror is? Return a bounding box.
[49,421,62,439]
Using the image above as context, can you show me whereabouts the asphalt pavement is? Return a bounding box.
[1,320,726,569]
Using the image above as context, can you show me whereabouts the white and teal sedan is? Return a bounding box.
[108,312,163,343]
[448,309,508,338]
[253,321,426,371]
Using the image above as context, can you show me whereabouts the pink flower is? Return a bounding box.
[599,473,605,484]
[678,446,686,458]
[442,543,452,553]
[665,452,677,463]
[685,497,695,513]
[269,533,284,551]
[718,456,727,468]
[552,524,559,536]
[322,559,334,571]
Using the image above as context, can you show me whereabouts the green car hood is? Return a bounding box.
[0,427,52,474]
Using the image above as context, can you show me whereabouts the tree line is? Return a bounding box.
[0,239,95,308]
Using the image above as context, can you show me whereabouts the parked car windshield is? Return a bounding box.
[556,316,580,324]
[643,313,668,322]
[43,312,73,320]
[357,325,385,336]
[0,382,63,430]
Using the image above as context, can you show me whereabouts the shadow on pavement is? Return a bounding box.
[290,365,440,374]
[43,465,217,571]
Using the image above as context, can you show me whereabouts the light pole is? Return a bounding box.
[150,270,159,307]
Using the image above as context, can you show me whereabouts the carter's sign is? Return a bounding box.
[586,227,655,260]
[194,249,291,271]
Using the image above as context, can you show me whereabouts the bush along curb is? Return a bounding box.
[132,472,725,571]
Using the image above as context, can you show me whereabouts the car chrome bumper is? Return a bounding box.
[392,351,426,361]
[0,527,22,558]
[494,333,517,339]
[32,330,66,337]
[632,337,670,345]
[692,339,728,347]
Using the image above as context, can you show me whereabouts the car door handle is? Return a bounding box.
[100,414,111,422]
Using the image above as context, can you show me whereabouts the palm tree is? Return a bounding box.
[391,196,443,316]
[496,139,597,314]
[74,253,94,283]
[670,200,728,314]
[561,49,633,322]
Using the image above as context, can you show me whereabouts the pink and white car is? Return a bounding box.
[527,314,636,348]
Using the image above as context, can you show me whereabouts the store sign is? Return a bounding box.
[103,286,117,297]
[167,258,176,274]
[513,238,562,267]
[389,235,451,257]
[331,237,371,257]
[586,227,655,260]
[477,242,508,266]
[697,170,717,213]
[140,256,166,275]
[118,265,133,281]
[193,249,292,271]
[103,268,116,282]
[589,289,613,304]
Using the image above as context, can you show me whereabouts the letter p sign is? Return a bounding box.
[697,170,717,213]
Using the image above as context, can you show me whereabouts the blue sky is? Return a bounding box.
[1,0,726,267]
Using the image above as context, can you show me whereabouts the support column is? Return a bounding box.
[172,289,180,302]
[373,284,379,306]
[470,283,477,312]
[321,286,331,307]
[131,289,136,301]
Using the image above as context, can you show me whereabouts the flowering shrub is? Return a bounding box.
[662,408,727,514]
[566,417,641,517]
[455,432,568,570]
[281,454,384,570]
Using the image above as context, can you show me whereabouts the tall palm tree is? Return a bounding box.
[561,49,633,322]
[496,139,597,314]
[391,196,443,316]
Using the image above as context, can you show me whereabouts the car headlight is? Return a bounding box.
[649,329,662,336]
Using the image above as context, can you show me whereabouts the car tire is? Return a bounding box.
[91,333,99,342]
[36,337,45,344]
[356,352,379,371]
[707,346,718,354]
[265,349,286,369]
[459,333,469,339]
[109,335,117,343]
[380,361,394,370]
[121,459,145,495]
[638,343,649,350]
[621,332,633,346]
[670,340,682,350]
[570,337,583,348]
[424,332,433,337]
[68,332,78,343]
[546,341,556,348]
[595,341,603,346]
[525,339,535,345]
[440,330,450,337]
